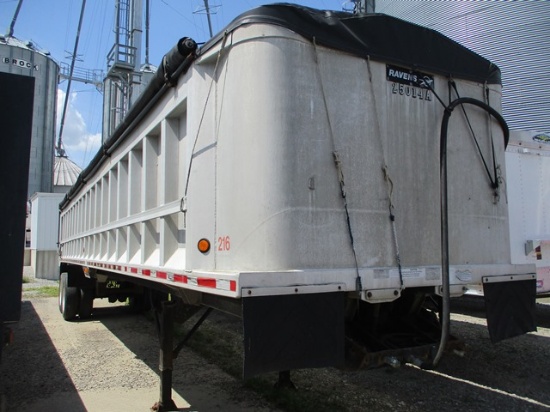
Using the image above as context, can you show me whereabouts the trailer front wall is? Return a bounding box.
[187,24,511,280]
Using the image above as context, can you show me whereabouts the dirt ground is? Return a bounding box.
[1,272,550,412]
[0,296,276,411]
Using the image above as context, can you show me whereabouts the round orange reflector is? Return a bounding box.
[197,238,211,253]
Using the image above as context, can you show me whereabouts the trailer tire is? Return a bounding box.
[79,289,94,319]
[58,272,68,314]
[59,272,80,321]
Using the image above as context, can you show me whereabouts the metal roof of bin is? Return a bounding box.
[54,156,82,188]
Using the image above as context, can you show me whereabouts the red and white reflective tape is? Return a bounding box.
[181,274,237,292]
[63,259,237,293]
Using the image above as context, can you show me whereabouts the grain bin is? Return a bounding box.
[0,35,59,197]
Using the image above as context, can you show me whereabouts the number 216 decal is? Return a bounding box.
[218,236,231,251]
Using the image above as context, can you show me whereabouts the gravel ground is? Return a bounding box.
[194,296,550,412]
[1,270,277,411]
[2,269,550,411]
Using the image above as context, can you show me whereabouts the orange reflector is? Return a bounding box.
[197,238,211,253]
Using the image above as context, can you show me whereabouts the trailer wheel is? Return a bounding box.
[58,272,68,313]
[79,289,94,319]
[59,272,80,321]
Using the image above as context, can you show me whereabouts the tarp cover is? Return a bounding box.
[204,3,501,85]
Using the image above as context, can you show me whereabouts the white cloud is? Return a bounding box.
[56,89,102,169]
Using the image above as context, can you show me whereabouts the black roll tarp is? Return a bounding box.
[61,37,197,209]
[204,3,501,85]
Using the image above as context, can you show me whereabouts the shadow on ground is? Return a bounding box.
[0,300,87,411]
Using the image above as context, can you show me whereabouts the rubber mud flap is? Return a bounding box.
[242,292,345,379]
[483,278,537,343]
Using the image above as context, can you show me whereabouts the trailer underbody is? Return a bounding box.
[58,263,536,410]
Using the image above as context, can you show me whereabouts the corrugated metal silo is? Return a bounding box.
[0,35,59,197]
[376,0,550,131]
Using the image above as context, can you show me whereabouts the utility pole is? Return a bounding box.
[193,0,220,39]
[353,0,375,14]
[203,0,214,38]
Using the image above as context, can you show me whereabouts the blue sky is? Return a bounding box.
[1,0,348,169]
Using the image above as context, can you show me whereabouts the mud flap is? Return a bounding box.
[483,279,537,343]
[242,292,345,379]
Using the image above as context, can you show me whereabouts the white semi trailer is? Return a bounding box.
[58,5,537,409]
[506,131,550,296]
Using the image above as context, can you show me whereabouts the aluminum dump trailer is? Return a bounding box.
[506,131,550,296]
[58,4,537,407]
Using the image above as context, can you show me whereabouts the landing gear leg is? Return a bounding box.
[274,370,296,389]
[152,300,178,412]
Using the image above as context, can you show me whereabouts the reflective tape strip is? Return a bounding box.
[61,259,237,294]
[217,279,237,292]
[197,278,216,289]
[173,274,185,283]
